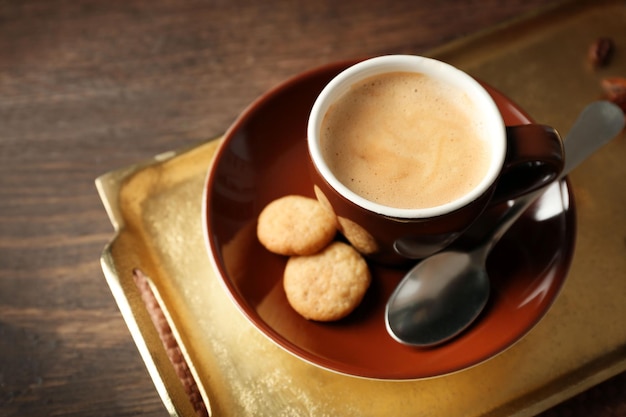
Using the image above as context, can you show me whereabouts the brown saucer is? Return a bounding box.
[204,60,575,380]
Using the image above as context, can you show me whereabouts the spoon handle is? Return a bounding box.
[476,100,624,258]
[563,101,625,174]
[477,191,538,257]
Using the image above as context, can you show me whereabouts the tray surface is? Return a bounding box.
[98,1,626,415]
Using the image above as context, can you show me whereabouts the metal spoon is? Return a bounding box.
[385,101,625,347]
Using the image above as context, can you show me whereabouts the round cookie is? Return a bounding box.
[283,241,371,321]
[257,195,337,256]
[337,216,379,255]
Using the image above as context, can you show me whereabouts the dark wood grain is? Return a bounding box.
[1,1,624,416]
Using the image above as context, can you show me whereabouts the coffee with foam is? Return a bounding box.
[320,71,491,210]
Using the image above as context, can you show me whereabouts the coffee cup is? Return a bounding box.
[307,55,564,264]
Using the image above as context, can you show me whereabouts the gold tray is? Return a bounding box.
[97,0,626,415]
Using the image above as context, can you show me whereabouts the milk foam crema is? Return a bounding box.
[320,72,491,210]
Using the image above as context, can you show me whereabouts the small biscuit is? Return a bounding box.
[337,216,380,255]
[257,195,337,256]
[284,242,371,321]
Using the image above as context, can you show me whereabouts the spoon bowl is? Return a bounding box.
[387,250,489,346]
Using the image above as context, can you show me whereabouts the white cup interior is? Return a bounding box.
[307,55,506,219]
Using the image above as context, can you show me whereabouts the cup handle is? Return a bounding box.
[491,124,564,204]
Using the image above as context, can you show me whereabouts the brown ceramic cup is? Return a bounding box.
[307,55,564,264]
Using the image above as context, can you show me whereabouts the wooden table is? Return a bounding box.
[1,1,624,416]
